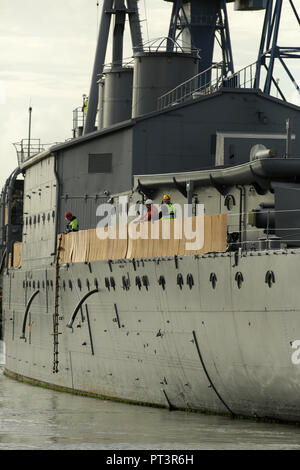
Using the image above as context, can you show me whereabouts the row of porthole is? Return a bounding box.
[177,271,276,290]
[23,279,54,289]
[208,270,276,290]
[22,270,276,293]
[233,270,275,289]
[104,275,150,292]
[24,210,55,227]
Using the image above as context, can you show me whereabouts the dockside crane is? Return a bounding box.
[83,0,299,136]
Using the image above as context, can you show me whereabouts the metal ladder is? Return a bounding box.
[52,235,63,373]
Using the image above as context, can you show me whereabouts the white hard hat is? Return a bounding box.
[145,199,153,204]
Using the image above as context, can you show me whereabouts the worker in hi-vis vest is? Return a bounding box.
[82,95,88,115]
[65,212,79,233]
[161,194,175,220]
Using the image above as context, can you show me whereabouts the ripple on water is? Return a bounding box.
[1,365,300,450]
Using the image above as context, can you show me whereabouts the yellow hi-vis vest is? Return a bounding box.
[83,99,88,115]
[67,217,79,232]
[162,203,175,220]
[70,217,78,230]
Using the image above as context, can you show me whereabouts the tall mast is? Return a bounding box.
[165,0,234,76]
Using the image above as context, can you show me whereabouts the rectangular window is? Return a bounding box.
[88,153,112,173]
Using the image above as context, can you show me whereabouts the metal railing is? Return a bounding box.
[157,61,258,111]
[226,207,300,252]
[14,139,60,166]
[14,139,45,165]
[133,36,200,56]
[72,107,85,138]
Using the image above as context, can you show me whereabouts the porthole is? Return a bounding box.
[135,276,141,290]
[224,194,236,211]
[177,273,184,290]
[110,277,116,290]
[186,273,194,290]
[122,276,130,291]
[210,273,217,289]
[142,275,149,290]
[158,275,166,290]
[265,270,275,288]
[105,277,110,291]
[235,271,244,289]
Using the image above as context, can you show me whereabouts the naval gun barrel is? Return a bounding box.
[253,148,277,160]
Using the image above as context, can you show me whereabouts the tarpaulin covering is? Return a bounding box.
[58,214,227,264]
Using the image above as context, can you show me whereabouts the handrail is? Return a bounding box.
[157,61,258,111]
[13,139,60,165]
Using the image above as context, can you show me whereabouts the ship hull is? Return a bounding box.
[3,249,300,423]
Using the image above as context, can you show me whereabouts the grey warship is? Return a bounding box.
[1,0,300,423]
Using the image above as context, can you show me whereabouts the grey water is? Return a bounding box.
[1,341,300,450]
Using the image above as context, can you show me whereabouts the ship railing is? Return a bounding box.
[102,60,134,72]
[72,107,85,138]
[13,139,60,165]
[134,37,200,56]
[157,61,258,111]
[226,207,300,252]
[227,238,300,251]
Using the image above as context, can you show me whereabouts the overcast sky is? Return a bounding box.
[0,0,299,189]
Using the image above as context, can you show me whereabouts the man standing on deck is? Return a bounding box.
[82,95,88,115]
[134,199,159,223]
[161,194,176,220]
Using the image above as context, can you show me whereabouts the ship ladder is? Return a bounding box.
[52,234,63,373]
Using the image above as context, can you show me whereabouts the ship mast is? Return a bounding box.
[165,0,234,77]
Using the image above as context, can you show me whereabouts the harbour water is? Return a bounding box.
[1,342,300,451]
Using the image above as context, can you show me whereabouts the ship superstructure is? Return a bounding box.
[1,0,300,422]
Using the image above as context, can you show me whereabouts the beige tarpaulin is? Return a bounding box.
[12,242,22,268]
[58,214,227,264]
[72,230,89,263]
